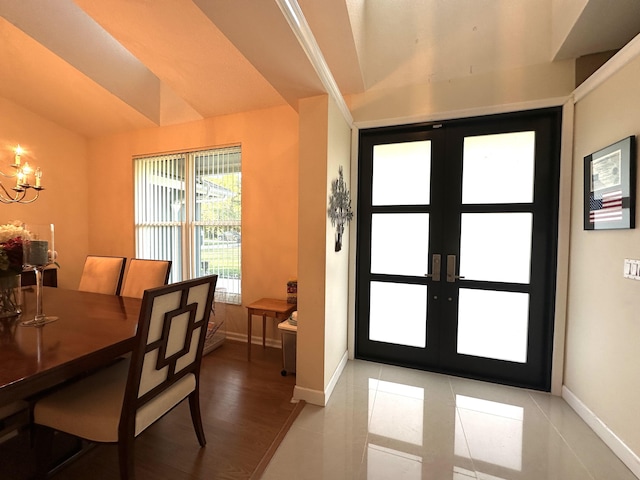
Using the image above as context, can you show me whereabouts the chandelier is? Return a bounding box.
[0,145,44,204]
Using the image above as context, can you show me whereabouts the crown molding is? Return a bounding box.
[275,0,353,126]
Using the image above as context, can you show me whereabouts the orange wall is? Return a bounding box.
[296,94,352,404]
[297,96,329,394]
[0,97,89,289]
[87,105,299,338]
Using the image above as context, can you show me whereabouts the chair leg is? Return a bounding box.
[33,425,54,480]
[188,391,206,446]
[118,435,135,480]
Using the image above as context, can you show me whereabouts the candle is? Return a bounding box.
[14,145,22,166]
[28,240,49,266]
[35,168,42,188]
[22,163,32,186]
[49,224,55,262]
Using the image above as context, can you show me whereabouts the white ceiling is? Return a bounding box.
[1,0,639,138]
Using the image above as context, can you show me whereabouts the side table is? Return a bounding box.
[246,298,296,361]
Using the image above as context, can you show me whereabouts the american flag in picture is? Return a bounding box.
[589,190,623,224]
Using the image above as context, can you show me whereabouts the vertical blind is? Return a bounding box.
[134,146,242,304]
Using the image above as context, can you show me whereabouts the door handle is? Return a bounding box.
[446,254,465,282]
[424,254,441,281]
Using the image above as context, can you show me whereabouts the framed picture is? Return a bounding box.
[584,136,636,230]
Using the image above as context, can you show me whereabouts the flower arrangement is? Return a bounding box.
[0,221,28,319]
[0,221,29,278]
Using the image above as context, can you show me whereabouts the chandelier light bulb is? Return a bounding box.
[0,143,45,203]
[14,145,23,165]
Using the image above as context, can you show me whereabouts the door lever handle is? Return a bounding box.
[424,254,441,282]
[446,254,465,282]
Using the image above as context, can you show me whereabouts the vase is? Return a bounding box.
[0,274,22,319]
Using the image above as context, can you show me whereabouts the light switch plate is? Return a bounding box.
[624,258,640,279]
[624,258,631,278]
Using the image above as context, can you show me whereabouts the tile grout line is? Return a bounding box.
[527,392,597,480]
[448,378,480,479]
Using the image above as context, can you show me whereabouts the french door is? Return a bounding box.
[355,108,561,391]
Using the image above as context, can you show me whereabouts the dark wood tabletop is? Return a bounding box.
[0,287,141,406]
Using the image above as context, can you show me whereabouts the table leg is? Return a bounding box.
[262,314,267,348]
[247,310,252,361]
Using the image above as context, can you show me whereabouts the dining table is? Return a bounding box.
[0,286,142,407]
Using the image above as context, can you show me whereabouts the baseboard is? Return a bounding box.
[293,385,325,406]
[226,333,348,409]
[293,351,349,407]
[226,331,282,349]
[562,385,640,478]
[324,350,348,401]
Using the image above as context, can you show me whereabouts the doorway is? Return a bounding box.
[355,108,562,391]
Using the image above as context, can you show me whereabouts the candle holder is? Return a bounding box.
[21,223,58,327]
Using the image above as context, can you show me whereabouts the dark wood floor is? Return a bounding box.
[0,340,300,480]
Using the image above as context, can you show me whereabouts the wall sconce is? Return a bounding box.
[0,145,44,204]
[327,166,353,252]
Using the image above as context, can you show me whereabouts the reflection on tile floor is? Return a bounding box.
[262,360,637,480]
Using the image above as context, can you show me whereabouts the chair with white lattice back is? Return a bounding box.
[33,275,218,480]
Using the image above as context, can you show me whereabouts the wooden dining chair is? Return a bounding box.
[33,274,218,480]
[0,400,29,442]
[77,255,127,295]
[119,258,172,299]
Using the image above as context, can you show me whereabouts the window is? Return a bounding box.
[133,146,241,304]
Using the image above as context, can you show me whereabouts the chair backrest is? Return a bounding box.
[120,275,217,437]
[77,255,126,295]
[120,259,172,299]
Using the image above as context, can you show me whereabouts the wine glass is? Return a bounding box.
[21,223,58,326]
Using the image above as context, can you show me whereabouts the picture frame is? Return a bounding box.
[584,135,636,230]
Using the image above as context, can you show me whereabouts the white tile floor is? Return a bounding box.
[262,360,638,480]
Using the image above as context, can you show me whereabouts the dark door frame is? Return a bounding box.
[354,107,562,391]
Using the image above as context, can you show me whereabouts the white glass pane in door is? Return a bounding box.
[462,131,535,204]
[370,281,427,348]
[372,141,431,205]
[457,289,529,362]
[371,213,429,276]
[459,213,532,284]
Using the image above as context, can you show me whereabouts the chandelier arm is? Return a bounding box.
[0,183,19,203]
[0,182,39,204]
[16,190,40,204]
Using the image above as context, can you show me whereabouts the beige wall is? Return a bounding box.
[87,105,299,340]
[324,97,351,385]
[347,60,575,126]
[567,54,640,457]
[551,0,588,58]
[0,97,89,289]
